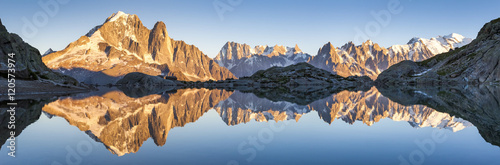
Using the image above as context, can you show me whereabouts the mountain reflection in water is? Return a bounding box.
[377,84,500,147]
[215,87,471,132]
[41,88,231,156]
[18,86,482,156]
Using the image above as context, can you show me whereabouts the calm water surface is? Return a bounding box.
[1,86,499,165]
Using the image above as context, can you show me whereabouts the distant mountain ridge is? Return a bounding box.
[310,33,472,79]
[376,18,500,85]
[214,42,311,77]
[43,11,235,84]
[42,48,55,57]
[39,11,473,83]
[216,34,472,79]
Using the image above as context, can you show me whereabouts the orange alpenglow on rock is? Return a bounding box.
[43,11,235,85]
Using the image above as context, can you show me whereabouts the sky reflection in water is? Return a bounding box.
[1,87,499,165]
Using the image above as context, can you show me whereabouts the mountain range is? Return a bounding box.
[377,18,500,85]
[42,11,235,85]
[38,11,472,83]
[216,34,472,79]
[214,42,311,77]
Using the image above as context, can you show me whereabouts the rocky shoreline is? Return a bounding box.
[376,18,500,86]
[113,63,375,97]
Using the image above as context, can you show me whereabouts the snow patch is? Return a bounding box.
[108,11,129,22]
[412,69,431,76]
[414,91,431,98]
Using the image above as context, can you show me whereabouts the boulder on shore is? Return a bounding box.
[116,72,177,87]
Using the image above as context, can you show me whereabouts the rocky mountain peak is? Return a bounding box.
[224,41,235,47]
[214,41,252,63]
[340,41,356,51]
[317,42,337,56]
[0,19,6,33]
[360,40,377,51]
[363,40,374,46]
[258,44,285,57]
[274,44,285,49]
[100,11,143,33]
[148,21,173,64]
[42,48,55,56]
[42,11,235,84]
[475,18,500,42]
[293,44,302,53]
[151,21,168,36]
[272,44,287,55]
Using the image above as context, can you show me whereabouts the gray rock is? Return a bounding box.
[376,17,500,86]
[0,18,80,86]
[116,72,176,87]
[116,72,180,97]
[241,62,373,88]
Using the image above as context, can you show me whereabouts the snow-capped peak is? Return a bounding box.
[444,33,464,40]
[443,33,471,48]
[106,11,130,22]
[407,37,421,45]
[402,33,472,55]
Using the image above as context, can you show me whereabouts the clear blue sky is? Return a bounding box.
[0,0,498,58]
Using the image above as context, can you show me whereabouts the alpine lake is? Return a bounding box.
[1,84,500,165]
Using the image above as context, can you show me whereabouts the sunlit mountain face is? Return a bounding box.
[33,87,474,156]
[42,11,235,85]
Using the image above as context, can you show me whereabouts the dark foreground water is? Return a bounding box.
[1,86,499,165]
